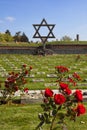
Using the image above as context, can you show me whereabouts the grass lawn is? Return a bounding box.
[0,54,87,90]
[0,54,87,130]
[0,103,87,130]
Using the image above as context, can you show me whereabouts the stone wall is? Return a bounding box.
[46,44,87,54]
[0,46,36,54]
[0,44,87,54]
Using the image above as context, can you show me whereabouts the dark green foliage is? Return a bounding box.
[5,30,11,36]
[0,30,29,43]
[20,32,29,42]
[14,32,29,42]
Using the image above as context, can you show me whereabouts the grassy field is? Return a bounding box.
[0,54,87,90]
[0,103,87,130]
[0,54,87,130]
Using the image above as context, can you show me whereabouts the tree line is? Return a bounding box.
[0,29,75,43]
[0,30,29,43]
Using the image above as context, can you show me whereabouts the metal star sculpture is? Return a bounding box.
[33,18,55,43]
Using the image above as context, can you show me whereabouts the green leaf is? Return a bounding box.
[44,112,48,118]
[52,109,57,116]
[44,112,51,124]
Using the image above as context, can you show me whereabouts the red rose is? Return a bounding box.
[24,88,29,93]
[5,82,9,88]
[25,70,28,75]
[59,82,68,90]
[45,88,53,97]
[73,72,81,80]
[30,66,32,70]
[76,104,86,116]
[54,94,66,105]
[74,90,83,102]
[15,73,19,78]
[23,64,27,68]
[14,86,18,91]
[64,87,72,95]
[7,77,11,81]
[22,78,27,84]
[55,66,69,73]
[68,77,76,86]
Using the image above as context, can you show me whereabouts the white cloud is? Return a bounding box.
[5,16,16,22]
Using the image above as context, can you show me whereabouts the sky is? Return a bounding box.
[0,0,87,41]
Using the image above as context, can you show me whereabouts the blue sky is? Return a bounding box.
[0,0,87,41]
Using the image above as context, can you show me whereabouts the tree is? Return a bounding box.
[5,29,11,36]
[14,32,29,42]
[13,31,21,42]
[0,30,29,43]
[60,35,72,41]
[20,32,29,42]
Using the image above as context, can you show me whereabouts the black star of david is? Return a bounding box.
[33,18,55,43]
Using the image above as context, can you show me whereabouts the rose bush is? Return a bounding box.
[36,66,86,130]
[0,64,32,104]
